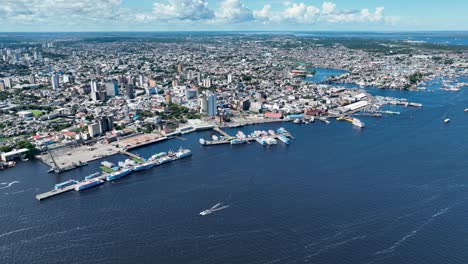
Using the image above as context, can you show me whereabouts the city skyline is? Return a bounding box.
[0,0,467,32]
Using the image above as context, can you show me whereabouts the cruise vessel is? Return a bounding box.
[132,162,154,172]
[54,180,78,190]
[352,118,365,128]
[75,179,104,191]
[106,168,132,181]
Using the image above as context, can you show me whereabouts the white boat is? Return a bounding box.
[293,119,301,124]
[464,109,468,112]
[265,137,278,145]
[268,130,276,136]
[212,135,219,141]
[352,118,365,128]
[444,118,450,123]
[199,138,206,145]
[199,202,229,216]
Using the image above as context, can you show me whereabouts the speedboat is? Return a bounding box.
[444,118,450,123]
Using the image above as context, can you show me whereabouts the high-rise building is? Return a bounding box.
[207,94,217,117]
[105,80,119,97]
[88,123,101,138]
[3,78,12,89]
[90,80,98,92]
[227,74,233,84]
[125,84,135,99]
[198,95,208,114]
[165,92,172,104]
[29,75,36,84]
[0,81,5,91]
[203,77,212,88]
[98,116,114,134]
[177,63,183,74]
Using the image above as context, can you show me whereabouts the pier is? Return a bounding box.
[35,149,192,201]
[202,127,294,146]
[213,127,235,139]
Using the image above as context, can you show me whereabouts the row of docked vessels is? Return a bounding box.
[52,148,192,194]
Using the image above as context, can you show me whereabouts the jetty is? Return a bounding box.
[35,149,192,201]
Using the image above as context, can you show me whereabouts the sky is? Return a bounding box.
[0,0,466,32]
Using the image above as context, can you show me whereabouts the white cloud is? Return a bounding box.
[215,0,254,23]
[321,2,336,15]
[0,0,127,23]
[253,2,389,25]
[153,0,214,21]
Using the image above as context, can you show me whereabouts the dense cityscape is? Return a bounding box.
[1,1,468,260]
[1,33,466,172]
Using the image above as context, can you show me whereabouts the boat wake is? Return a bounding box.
[375,206,452,256]
[199,202,230,216]
[0,226,35,239]
[0,181,20,190]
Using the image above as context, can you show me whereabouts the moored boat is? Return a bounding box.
[106,168,132,181]
[75,179,104,191]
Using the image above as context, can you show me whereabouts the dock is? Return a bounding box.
[35,149,192,201]
[213,127,235,139]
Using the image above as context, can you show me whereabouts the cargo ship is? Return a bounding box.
[106,168,132,181]
[132,162,154,172]
[75,178,104,191]
[54,180,79,190]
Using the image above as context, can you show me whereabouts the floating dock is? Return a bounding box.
[201,127,294,146]
[35,149,192,201]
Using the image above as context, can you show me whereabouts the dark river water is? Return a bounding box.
[1,69,468,263]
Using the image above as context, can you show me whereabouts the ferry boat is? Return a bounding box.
[230,139,246,145]
[352,118,365,128]
[75,179,104,191]
[277,127,288,134]
[132,162,154,172]
[106,168,132,181]
[54,180,78,190]
[256,137,267,145]
[148,152,167,162]
[277,135,290,145]
[155,156,173,165]
[265,137,278,145]
[84,172,101,180]
[176,148,192,159]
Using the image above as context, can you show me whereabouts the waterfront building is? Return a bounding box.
[207,93,217,117]
[1,148,28,161]
[198,95,208,114]
[88,123,101,138]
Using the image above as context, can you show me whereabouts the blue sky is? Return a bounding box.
[0,0,466,32]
